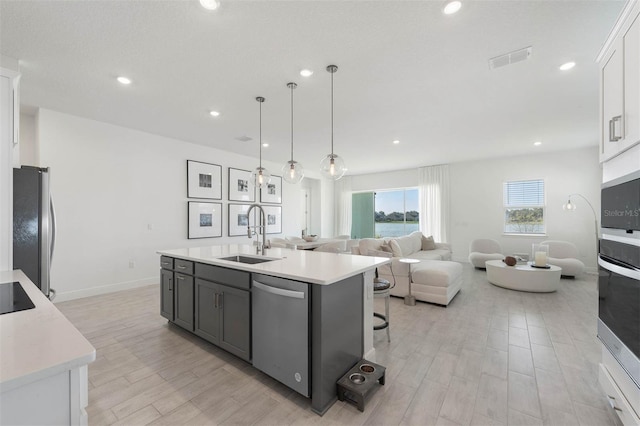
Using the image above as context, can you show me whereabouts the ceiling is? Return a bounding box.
[0,0,625,175]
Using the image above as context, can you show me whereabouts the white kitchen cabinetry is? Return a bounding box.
[599,0,640,162]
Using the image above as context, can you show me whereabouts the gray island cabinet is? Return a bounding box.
[157,245,388,415]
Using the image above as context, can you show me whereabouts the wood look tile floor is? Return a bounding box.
[57,265,623,426]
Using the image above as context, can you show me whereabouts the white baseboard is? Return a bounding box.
[52,277,157,303]
[585,266,598,275]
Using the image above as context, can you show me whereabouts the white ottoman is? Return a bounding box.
[410,260,462,306]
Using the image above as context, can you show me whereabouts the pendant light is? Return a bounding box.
[250,96,271,189]
[320,65,346,180]
[282,82,304,184]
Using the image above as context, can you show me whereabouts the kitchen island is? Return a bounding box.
[0,269,96,425]
[157,244,389,415]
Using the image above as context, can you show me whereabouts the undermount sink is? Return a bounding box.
[218,255,277,264]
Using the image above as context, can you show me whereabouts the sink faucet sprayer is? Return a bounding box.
[246,204,270,255]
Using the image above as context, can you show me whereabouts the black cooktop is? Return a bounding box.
[0,281,36,315]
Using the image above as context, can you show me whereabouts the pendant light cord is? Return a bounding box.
[330,69,334,156]
[291,83,294,162]
[259,100,262,169]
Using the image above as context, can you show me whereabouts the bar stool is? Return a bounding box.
[373,278,391,342]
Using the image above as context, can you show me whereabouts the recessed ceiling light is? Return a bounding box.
[392,140,400,145]
[209,110,220,117]
[300,69,313,77]
[534,141,542,146]
[117,76,131,85]
[559,61,576,71]
[199,0,220,11]
[262,143,269,147]
[443,1,462,15]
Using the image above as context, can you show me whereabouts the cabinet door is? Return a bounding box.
[174,273,194,331]
[219,285,251,361]
[602,46,624,161]
[623,13,640,148]
[160,269,174,321]
[194,279,220,345]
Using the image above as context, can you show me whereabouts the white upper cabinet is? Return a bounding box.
[599,0,640,162]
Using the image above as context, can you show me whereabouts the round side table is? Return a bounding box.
[399,258,420,306]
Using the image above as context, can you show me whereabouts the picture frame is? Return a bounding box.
[187,160,222,199]
[260,175,282,204]
[228,168,255,202]
[263,205,282,234]
[188,202,222,239]
[228,203,253,237]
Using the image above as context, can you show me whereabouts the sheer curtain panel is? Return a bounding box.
[419,164,450,243]
[335,176,352,237]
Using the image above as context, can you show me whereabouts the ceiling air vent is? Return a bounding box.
[235,135,252,142]
[489,46,532,70]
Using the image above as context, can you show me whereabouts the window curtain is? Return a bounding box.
[419,164,450,243]
[335,176,352,237]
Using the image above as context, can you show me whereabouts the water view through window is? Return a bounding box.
[375,189,419,237]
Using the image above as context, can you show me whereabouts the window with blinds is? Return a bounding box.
[503,179,545,234]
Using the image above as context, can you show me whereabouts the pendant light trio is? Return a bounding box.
[251,64,346,189]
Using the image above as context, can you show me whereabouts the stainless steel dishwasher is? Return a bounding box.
[252,274,309,397]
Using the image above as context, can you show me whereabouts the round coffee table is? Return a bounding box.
[485,260,561,293]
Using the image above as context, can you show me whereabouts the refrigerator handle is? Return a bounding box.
[50,196,57,263]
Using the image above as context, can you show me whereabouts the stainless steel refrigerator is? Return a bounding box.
[13,166,56,299]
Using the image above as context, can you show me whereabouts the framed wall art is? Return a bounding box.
[263,205,282,234]
[228,203,253,237]
[187,160,222,199]
[188,202,222,239]
[228,168,255,202]
[260,175,282,204]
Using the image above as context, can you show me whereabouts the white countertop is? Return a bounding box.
[0,270,96,392]
[157,244,390,285]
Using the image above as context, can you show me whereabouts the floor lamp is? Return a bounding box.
[563,193,599,266]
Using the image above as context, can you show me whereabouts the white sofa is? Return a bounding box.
[352,231,461,306]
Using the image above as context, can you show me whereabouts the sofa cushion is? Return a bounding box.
[411,249,451,261]
[389,240,403,257]
[358,238,385,254]
[390,231,422,257]
[422,235,436,250]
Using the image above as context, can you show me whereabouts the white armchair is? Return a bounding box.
[468,239,504,269]
[540,240,585,277]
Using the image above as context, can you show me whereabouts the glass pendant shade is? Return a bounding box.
[251,166,271,189]
[251,96,271,189]
[563,199,576,210]
[321,65,346,181]
[282,82,304,184]
[320,153,346,180]
[282,160,304,184]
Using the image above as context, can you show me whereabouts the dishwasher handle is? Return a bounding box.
[253,281,305,299]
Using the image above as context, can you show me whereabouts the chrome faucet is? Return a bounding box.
[247,204,269,255]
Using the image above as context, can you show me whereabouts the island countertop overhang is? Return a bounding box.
[157,244,389,285]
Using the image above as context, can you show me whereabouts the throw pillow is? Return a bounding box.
[380,243,393,253]
[422,235,436,250]
[389,240,403,257]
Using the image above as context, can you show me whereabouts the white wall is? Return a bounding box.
[36,109,320,301]
[350,168,419,192]
[450,147,601,269]
[19,113,38,166]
